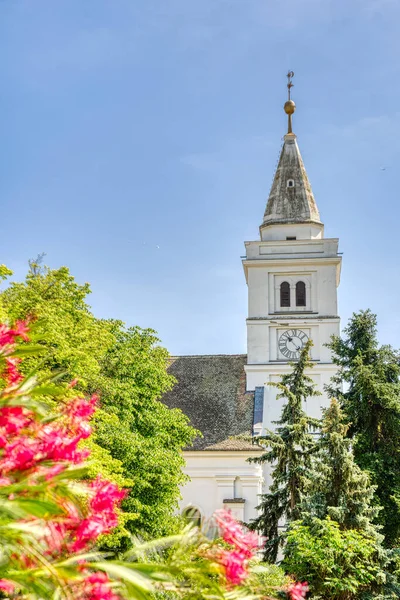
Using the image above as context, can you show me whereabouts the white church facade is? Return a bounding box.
[162,86,342,526]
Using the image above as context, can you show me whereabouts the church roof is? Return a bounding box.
[162,355,260,451]
[261,133,322,228]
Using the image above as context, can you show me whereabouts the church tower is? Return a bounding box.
[243,73,341,432]
[163,74,342,525]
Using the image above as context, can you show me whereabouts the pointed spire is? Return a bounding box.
[261,73,322,230]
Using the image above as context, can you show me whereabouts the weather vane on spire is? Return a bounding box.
[284,71,296,134]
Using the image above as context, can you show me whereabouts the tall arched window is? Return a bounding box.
[296,281,306,307]
[182,507,202,528]
[280,282,290,307]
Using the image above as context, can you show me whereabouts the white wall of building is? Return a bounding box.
[180,451,263,524]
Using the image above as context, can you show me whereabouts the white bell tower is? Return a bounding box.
[243,74,341,432]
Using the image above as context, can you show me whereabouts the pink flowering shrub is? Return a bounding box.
[0,322,127,598]
[212,510,260,585]
[287,581,309,600]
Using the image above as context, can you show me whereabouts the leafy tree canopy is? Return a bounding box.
[0,262,198,545]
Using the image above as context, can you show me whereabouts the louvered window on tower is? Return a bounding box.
[280,282,290,307]
[296,281,306,307]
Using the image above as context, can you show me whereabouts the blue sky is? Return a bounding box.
[1,0,399,355]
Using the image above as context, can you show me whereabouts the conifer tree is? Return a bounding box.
[249,341,321,562]
[327,310,400,546]
[284,398,398,600]
[302,398,380,534]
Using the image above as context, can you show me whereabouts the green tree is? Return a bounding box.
[0,264,12,321]
[248,341,321,562]
[0,263,197,543]
[303,398,379,534]
[285,398,398,599]
[93,325,197,537]
[0,265,12,281]
[284,517,387,600]
[327,310,400,546]
[1,264,115,386]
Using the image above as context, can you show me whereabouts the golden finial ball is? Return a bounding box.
[284,100,296,115]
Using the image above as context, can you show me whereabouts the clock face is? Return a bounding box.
[279,329,309,360]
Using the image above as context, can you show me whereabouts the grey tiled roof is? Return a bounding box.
[204,438,259,451]
[162,355,260,451]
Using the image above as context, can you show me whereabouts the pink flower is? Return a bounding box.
[89,477,127,513]
[217,549,248,585]
[65,395,98,421]
[79,571,120,600]
[5,357,23,385]
[0,320,29,350]
[214,510,259,558]
[40,426,90,463]
[70,516,115,552]
[210,510,261,587]
[0,324,17,348]
[0,579,15,594]
[1,437,39,473]
[288,581,309,600]
[0,406,33,435]
[13,320,30,342]
[62,479,126,552]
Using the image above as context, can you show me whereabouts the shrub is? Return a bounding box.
[284,517,386,599]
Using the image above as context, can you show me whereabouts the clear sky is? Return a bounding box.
[1,0,399,355]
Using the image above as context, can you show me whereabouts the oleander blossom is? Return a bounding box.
[288,581,309,600]
[0,579,15,595]
[77,572,120,600]
[0,320,29,348]
[0,321,126,599]
[212,509,260,586]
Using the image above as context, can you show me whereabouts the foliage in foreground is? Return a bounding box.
[0,319,305,600]
[0,263,198,544]
[249,341,320,562]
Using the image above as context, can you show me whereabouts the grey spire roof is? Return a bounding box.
[262,133,322,228]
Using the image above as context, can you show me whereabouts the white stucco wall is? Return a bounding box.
[260,222,324,241]
[179,450,264,524]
